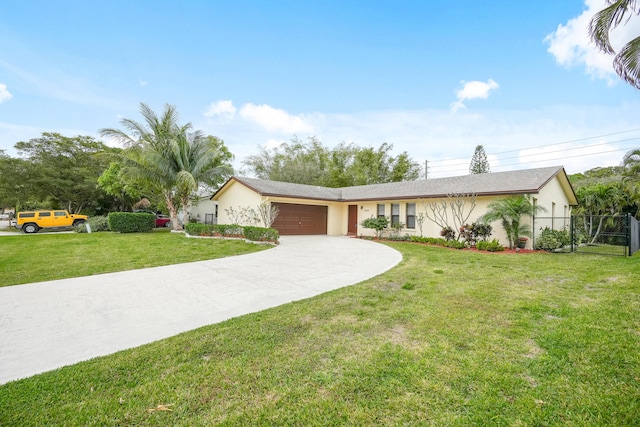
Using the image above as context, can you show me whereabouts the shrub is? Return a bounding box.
[213,224,244,237]
[409,235,464,249]
[108,212,154,233]
[184,223,279,243]
[243,226,279,242]
[535,227,570,252]
[459,222,493,246]
[476,239,505,252]
[440,226,456,241]
[185,223,212,236]
[75,216,110,233]
[361,217,390,239]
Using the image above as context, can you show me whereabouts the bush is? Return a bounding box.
[459,222,493,246]
[108,212,154,233]
[75,216,110,233]
[409,235,465,249]
[440,226,456,241]
[213,224,244,237]
[361,216,390,239]
[184,223,279,243]
[185,223,211,236]
[476,239,505,252]
[243,226,279,242]
[535,227,570,252]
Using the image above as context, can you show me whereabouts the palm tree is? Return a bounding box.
[589,0,640,90]
[100,103,233,229]
[481,195,547,249]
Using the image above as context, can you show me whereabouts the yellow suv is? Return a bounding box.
[16,210,88,234]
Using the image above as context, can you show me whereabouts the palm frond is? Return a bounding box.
[613,36,640,89]
[589,0,637,54]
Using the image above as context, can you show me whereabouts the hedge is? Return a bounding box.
[108,212,155,233]
[184,223,279,243]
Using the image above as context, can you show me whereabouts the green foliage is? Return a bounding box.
[459,222,493,246]
[242,226,280,242]
[469,144,490,174]
[184,223,279,243]
[100,103,234,228]
[4,133,116,214]
[475,239,505,252]
[242,136,421,187]
[107,212,154,233]
[440,226,456,241]
[482,195,546,249]
[409,235,465,249]
[75,216,110,233]
[361,216,390,238]
[535,227,571,252]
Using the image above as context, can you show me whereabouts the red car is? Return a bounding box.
[134,210,172,228]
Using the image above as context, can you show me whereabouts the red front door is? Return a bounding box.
[348,205,358,235]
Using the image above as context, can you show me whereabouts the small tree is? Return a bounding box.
[361,216,389,239]
[482,195,546,249]
[258,199,280,228]
[469,145,490,174]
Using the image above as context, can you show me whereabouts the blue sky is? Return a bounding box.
[1,0,639,178]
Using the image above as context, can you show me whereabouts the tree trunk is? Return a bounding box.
[164,192,182,230]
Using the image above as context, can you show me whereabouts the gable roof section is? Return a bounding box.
[212,166,578,205]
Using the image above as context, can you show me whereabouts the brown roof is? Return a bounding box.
[213,166,577,204]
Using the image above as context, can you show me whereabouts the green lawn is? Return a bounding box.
[0,231,268,286]
[1,243,639,426]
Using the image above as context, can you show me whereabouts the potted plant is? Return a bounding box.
[517,236,528,249]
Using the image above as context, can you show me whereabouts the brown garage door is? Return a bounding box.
[271,203,327,235]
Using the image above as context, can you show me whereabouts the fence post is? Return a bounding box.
[628,213,631,257]
[570,215,575,253]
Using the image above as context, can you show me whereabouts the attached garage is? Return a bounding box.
[271,203,327,235]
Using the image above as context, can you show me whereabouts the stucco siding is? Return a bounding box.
[216,181,263,225]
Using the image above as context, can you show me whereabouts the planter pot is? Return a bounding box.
[517,238,528,249]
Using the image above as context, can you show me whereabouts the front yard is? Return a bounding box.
[1,243,638,425]
[0,231,268,287]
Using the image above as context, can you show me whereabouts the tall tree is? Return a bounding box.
[100,103,234,229]
[589,0,640,89]
[469,145,490,174]
[243,137,420,187]
[12,133,113,213]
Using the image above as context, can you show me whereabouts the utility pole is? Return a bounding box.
[424,160,428,180]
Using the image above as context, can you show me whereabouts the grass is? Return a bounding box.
[1,243,639,425]
[0,231,269,286]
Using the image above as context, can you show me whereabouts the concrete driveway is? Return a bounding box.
[0,236,401,384]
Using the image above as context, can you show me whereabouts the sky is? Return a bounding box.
[1,0,639,179]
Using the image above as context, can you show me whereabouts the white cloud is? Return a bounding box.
[196,98,640,179]
[239,103,314,133]
[0,84,13,103]
[451,79,499,112]
[138,79,148,87]
[204,100,237,118]
[544,0,640,85]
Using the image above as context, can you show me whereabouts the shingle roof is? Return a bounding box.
[215,166,575,203]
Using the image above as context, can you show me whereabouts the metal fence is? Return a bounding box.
[532,214,639,257]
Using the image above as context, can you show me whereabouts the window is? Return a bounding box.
[406,203,416,229]
[377,204,385,219]
[391,203,400,225]
[38,212,51,217]
[20,212,35,218]
[54,211,67,217]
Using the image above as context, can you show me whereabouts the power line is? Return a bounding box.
[430,145,638,176]
[426,128,640,169]
[427,136,640,172]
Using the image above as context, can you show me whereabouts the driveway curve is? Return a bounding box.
[0,236,401,384]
